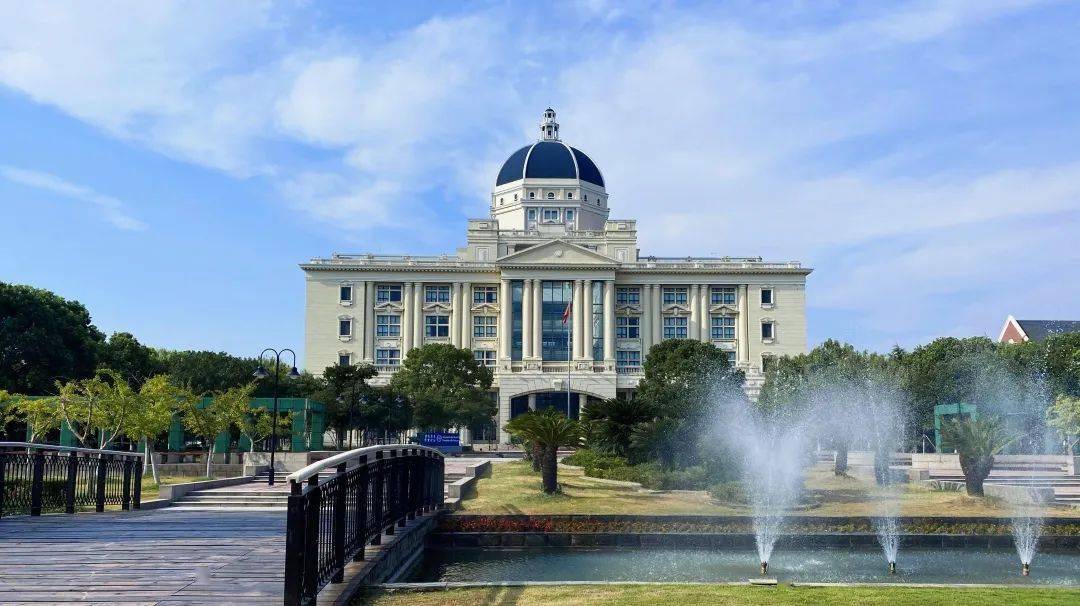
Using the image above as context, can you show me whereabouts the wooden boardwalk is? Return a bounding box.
[0,508,288,605]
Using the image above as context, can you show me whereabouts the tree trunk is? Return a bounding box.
[147,441,161,485]
[205,445,213,479]
[833,442,849,476]
[959,454,993,497]
[540,445,559,494]
[531,442,543,472]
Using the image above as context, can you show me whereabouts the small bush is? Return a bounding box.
[562,448,627,470]
[708,480,749,504]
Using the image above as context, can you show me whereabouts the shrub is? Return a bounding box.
[562,448,627,471]
[708,480,749,505]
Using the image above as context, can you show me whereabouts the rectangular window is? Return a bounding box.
[663,316,687,339]
[425,314,449,338]
[339,285,353,303]
[376,314,400,337]
[542,208,560,222]
[711,316,736,340]
[761,288,774,305]
[338,319,352,337]
[711,286,736,306]
[565,209,575,222]
[616,287,640,306]
[616,350,641,369]
[376,284,401,303]
[527,208,537,221]
[376,349,400,367]
[473,350,497,367]
[616,316,640,339]
[338,354,351,366]
[473,285,498,304]
[473,315,498,338]
[425,284,451,303]
[761,322,775,340]
[662,287,688,305]
[725,351,737,366]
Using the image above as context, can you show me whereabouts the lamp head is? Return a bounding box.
[253,365,269,379]
[288,366,300,379]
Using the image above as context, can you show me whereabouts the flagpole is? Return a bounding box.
[567,305,571,415]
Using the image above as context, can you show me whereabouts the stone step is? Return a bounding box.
[173,499,289,508]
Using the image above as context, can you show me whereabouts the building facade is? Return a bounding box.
[301,109,811,443]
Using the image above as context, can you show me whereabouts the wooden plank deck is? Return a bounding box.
[0,509,288,605]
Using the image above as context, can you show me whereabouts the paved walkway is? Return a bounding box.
[0,508,286,605]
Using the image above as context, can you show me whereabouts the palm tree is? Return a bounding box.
[505,412,543,472]
[505,409,583,493]
[941,415,1016,496]
[581,397,656,458]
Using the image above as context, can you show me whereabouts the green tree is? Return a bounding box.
[389,344,494,430]
[632,339,744,469]
[505,409,583,494]
[1048,394,1080,454]
[4,392,61,442]
[126,375,185,483]
[54,369,140,448]
[892,337,998,431]
[182,384,251,478]
[237,406,294,453]
[1045,333,1080,397]
[0,283,104,394]
[941,416,1015,496]
[581,397,656,459]
[98,332,164,389]
[155,350,262,395]
[321,363,378,448]
[358,386,413,443]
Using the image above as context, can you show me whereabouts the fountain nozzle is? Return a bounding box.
[760,561,768,575]
[888,561,896,575]
[1022,563,1030,576]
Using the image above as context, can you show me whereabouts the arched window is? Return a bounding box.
[567,192,574,199]
[514,193,518,201]
[547,192,555,199]
[529,191,536,199]
[584,193,588,201]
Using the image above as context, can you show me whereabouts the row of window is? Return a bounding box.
[525,207,576,223]
[346,314,772,341]
[344,284,776,307]
[614,349,738,368]
[501,191,595,202]
[343,314,502,339]
[343,348,498,369]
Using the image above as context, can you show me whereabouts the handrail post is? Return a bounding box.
[95,454,108,512]
[302,475,320,604]
[121,458,133,511]
[354,455,368,561]
[396,448,408,528]
[65,452,78,514]
[331,462,347,583]
[370,451,383,545]
[0,451,7,518]
[30,448,44,517]
[405,449,417,521]
[283,480,306,606]
[133,456,142,509]
[385,449,396,536]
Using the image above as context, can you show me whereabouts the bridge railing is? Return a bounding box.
[283,444,444,606]
[0,442,144,518]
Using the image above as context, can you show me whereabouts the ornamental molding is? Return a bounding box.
[471,303,500,313]
[422,302,453,312]
[709,304,739,314]
[374,302,404,312]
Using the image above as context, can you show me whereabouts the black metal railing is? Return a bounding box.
[0,442,143,518]
[283,445,444,606]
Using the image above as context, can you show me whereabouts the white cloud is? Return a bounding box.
[0,165,146,231]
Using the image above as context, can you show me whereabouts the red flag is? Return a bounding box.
[562,301,572,325]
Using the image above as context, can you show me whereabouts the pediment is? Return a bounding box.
[497,239,617,267]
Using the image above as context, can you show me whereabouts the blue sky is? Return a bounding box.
[2,1,1078,367]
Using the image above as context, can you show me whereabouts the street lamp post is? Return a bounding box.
[253,348,299,486]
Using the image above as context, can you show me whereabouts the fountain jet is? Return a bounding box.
[888,561,896,575]
[1022,563,1030,576]
[760,561,768,575]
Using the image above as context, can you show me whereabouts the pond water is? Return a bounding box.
[410,547,1080,585]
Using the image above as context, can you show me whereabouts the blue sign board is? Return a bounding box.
[420,432,462,453]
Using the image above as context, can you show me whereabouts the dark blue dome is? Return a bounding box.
[495,141,605,187]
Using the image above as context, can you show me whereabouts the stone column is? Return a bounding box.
[413,282,424,347]
[737,284,749,363]
[460,282,472,349]
[572,280,584,359]
[401,282,413,352]
[363,281,375,363]
[641,284,651,356]
[700,283,711,342]
[499,279,512,359]
[689,284,700,340]
[603,280,616,362]
[450,282,461,347]
[522,279,533,359]
[652,284,663,344]
[582,280,593,361]
[528,393,537,411]
[498,391,512,444]
[532,279,543,359]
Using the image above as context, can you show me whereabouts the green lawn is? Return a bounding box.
[359,584,1080,605]
[457,461,1080,518]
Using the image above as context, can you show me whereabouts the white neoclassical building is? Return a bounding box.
[301,109,811,444]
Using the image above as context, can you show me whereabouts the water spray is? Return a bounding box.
[760,561,768,575]
[888,561,896,575]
